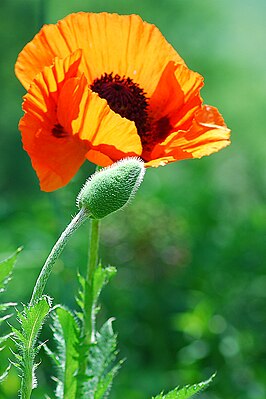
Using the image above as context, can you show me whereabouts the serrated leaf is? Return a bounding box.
[0,363,11,383]
[75,265,119,398]
[0,247,22,293]
[75,273,85,323]
[82,318,120,399]
[0,301,16,385]
[93,265,117,305]
[49,306,80,399]
[12,296,51,397]
[0,302,17,312]
[18,296,50,349]
[44,343,60,367]
[0,332,13,347]
[0,313,13,327]
[76,265,116,323]
[94,361,123,399]
[153,374,216,399]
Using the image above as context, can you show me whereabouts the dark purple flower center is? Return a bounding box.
[52,73,172,154]
[90,73,149,138]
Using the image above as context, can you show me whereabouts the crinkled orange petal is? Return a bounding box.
[146,105,231,166]
[57,75,142,163]
[149,61,203,130]
[22,49,82,118]
[19,51,88,192]
[149,61,184,120]
[15,12,184,97]
[171,63,204,130]
[20,120,87,192]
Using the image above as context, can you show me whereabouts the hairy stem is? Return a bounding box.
[84,218,100,343]
[20,357,32,399]
[76,218,100,395]
[30,208,89,306]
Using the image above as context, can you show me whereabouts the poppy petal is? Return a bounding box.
[19,51,88,191]
[149,61,203,130]
[22,49,82,117]
[57,75,142,163]
[19,116,88,192]
[16,11,231,181]
[146,105,231,166]
[15,12,184,96]
[179,105,231,158]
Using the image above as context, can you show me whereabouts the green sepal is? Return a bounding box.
[77,158,145,219]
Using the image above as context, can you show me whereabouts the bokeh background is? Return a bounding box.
[0,0,266,398]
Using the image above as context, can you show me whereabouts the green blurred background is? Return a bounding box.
[0,0,266,398]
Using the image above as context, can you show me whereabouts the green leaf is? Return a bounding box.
[0,332,13,347]
[0,302,17,312]
[0,247,22,293]
[0,313,13,327]
[0,249,21,385]
[75,265,118,398]
[153,374,216,399]
[76,265,116,323]
[12,296,51,398]
[48,306,80,399]
[0,364,11,384]
[82,318,121,399]
[93,265,117,306]
[94,361,123,399]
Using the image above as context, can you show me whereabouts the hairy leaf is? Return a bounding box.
[0,364,11,384]
[47,306,80,399]
[0,247,22,293]
[76,265,116,323]
[82,318,121,399]
[0,249,21,384]
[93,265,117,306]
[75,265,119,398]
[153,374,216,399]
[12,296,51,398]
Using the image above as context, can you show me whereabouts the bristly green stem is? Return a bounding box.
[82,165,101,344]
[83,218,100,343]
[76,218,100,396]
[30,208,89,306]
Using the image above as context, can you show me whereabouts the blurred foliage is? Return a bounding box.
[0,0,266,398]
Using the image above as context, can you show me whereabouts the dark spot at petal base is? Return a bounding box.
[52,123,68,138]
[141,117,173,153]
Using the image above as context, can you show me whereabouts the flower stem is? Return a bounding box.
[76,218,100,394]
[30,208,89,306]
[20,362,32,399]
[83,218,100,343]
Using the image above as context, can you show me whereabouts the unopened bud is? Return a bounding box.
[77,158,145,219]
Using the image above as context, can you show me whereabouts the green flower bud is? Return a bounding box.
[77,158,145,219]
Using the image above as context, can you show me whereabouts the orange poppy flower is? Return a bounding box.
[16,12,230,191]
